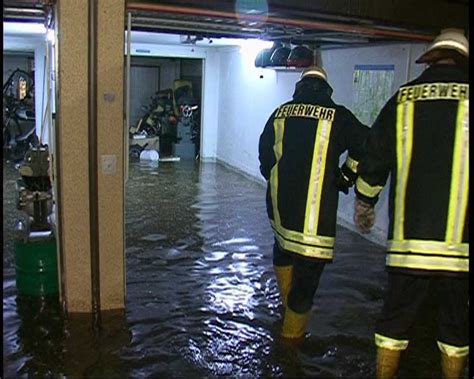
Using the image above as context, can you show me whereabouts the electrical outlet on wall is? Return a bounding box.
[101,155,117,175]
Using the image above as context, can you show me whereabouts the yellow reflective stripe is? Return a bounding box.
[375,333,409,351]
[387,253,469,272]
[345,155,359,173]
[271,220,335,247]
[304,119,333,235]
[437,341,469,358]
[274,233,333,260]
[394,101,414,241]
[388,239,468,257]
[355,176,383,197]
[446,100,469,243]
[270,118,285,226]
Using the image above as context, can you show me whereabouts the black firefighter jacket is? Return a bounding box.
[259,78,369,261]
[355,64,469,276]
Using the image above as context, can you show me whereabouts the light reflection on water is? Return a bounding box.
[3,159,456,378]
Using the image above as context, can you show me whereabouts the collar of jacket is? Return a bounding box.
[424,62,468,77]
[293,77,334,101]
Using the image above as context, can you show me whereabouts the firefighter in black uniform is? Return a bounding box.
[353,29,469,379]
[259,66,369,342]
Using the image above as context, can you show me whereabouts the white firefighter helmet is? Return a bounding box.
[416,28,469,64]
[300,66,328,81]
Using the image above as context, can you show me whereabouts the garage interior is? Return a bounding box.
[3,0,469,377]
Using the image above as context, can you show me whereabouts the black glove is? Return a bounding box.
[335,164,355,194]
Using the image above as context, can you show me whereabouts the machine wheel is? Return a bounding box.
[129,145,143,159]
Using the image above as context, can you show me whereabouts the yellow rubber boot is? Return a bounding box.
[281,306,310,340]
[376,347,401,379]
[440,353,467,379]
[274,265,293,307]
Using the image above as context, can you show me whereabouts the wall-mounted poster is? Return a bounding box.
[352,64,395,126]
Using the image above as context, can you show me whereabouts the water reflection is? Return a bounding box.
[63,312,131,378]
[4,295,65,378]
[3,159,465,378]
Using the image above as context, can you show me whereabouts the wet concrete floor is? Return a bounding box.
[3,159,466,378]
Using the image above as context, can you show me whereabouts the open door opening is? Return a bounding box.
[128,56,202,162]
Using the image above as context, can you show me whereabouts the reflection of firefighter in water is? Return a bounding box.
[353,29,469,379]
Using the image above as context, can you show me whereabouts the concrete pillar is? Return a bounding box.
[96,0,125,311]
[56,0,125,313]
[56,0,91,313]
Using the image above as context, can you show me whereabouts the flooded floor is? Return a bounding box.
[3,159,467,378]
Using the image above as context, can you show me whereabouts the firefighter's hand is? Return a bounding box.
[335,167,353,195]
[354,197,375,233]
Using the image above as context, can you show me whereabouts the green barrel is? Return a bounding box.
[14,237,59,296]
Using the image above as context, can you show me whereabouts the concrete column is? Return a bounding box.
[56,0,91,313]
[96,0,125,311]
[56,0,125,313]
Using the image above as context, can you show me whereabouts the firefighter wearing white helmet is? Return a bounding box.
[258,64,369,344]
[353,28,469,379]
[416,28,468,64]
[300,66,328,81]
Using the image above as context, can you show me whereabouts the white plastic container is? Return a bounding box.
[139,149,159,161]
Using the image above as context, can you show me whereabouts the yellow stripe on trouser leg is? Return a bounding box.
[376,347,401,379]
[274,265,293,307]
[281,306,310,339]
[440,352,467,379]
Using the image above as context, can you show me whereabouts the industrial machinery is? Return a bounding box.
[129,80,200,159]
[14,145,58,297]
[3,68,38,162]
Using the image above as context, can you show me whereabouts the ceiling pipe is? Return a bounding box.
[126,2,435,42]
[133,15,262,33]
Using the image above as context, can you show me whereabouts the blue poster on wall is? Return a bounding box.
[352,64,395,126]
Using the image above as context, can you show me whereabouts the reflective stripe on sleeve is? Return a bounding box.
[345,155,359,173]
[437,341,469,358]
[375,333,409,351]
[355,176,383,198]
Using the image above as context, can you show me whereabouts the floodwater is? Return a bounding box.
[3,159,468,378]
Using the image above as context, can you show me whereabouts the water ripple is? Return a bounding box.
[2,160,450,378]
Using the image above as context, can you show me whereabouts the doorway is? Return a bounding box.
[128,56,203,161]
[3,52,37,162]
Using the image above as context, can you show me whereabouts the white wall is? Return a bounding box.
[215,46,301,177]
[321,43,427,244]
[214,42,428,245]
[200,49,219,159]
